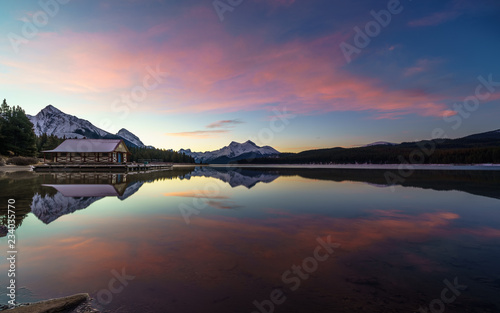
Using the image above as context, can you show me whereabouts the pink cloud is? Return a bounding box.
[2,5,453,119]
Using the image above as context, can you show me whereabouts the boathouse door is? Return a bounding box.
[118,153,122,163]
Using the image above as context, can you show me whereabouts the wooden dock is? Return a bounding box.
[33,163,173,173]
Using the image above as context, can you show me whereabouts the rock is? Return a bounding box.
[6,293,90,313]
[0,225,7,237]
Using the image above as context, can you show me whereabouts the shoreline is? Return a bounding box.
[206,163,500,171]
[3,163,500,173]
[0,165,34,173]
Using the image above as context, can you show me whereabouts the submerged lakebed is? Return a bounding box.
[1,166,500,313]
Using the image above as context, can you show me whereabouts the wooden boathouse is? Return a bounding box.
[36,139,172,172]
[42,139,131,164]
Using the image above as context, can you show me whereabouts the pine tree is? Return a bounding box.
[0,104,4,154]
[0,100,37,156]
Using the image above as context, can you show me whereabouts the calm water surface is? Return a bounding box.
[1,167,500,313]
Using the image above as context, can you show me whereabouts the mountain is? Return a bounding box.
[180,140,279,163]
[28,105,108,139]
[116,128,145,148]
[27,105,147,148]
[239,128,500,165]
[460,129,500,141]
[362,141,396,147]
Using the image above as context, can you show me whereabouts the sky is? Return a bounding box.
[1,0,499,152]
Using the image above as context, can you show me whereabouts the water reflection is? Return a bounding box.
[181,166,280,188]
[1,167,500,227]
[31,174,143,224]
[0,169,194,227]
[0,167,500,312]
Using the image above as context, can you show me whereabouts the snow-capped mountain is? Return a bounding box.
[116,128,145,148]
[180,140,280,163]
[27,105,147,148]
[182,167,279,188]
[28,105,108,138]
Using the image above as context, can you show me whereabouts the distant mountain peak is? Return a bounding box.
[40,104,62,114]
[362,141,396,147]
[230,140,256,146]
[116,128,145,147]
[180,140,280,163]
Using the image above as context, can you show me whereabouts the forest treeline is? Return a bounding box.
[238,137,500,165]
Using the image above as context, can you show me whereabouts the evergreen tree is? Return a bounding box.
[36,134,64,153]
[128,146,195,163]
[0,100,37,156]
[0,101,5,152]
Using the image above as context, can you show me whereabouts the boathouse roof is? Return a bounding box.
[42,184,122,197]
[42,139,126,153]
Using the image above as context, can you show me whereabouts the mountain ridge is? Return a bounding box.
[180,140,280,163]
[28,105,147,148]
[238,128,500,165]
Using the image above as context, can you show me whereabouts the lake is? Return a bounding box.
[1,166,500,313]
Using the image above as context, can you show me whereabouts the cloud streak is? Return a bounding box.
[206,119,244,129]
[408,10,461,27]
[167,118,244,139]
